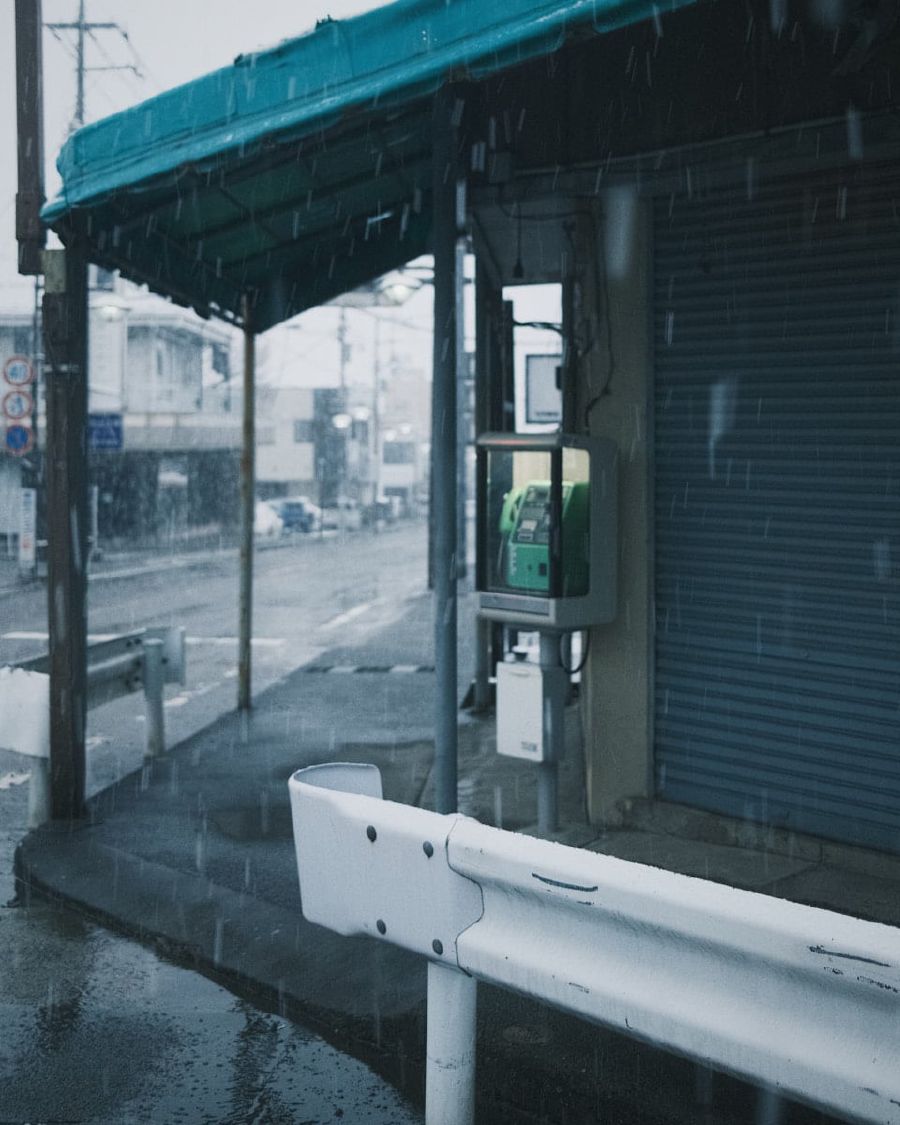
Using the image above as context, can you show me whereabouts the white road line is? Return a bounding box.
[3,631,118,642]
[184,636,286,647]
[319,601,377,630]
[3,632,285,648]
[330,665,358,674]
[0,771,30,790]
[390,664,420,674]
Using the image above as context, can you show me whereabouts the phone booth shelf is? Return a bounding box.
[475,432,618,632]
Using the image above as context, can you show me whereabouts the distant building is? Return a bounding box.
[0,288,246,551]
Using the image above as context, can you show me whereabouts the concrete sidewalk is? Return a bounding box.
[14,589,894,1124]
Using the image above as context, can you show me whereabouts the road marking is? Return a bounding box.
[3,631,118,642]
[306,664,434,675]
[3,632,285,648]
[319,601,378,630]
[0,771,30,790]
[185,636,286,647]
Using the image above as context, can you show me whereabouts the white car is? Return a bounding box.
[254,500,284,537]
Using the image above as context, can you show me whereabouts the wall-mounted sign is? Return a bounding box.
[88,413,124,452]
[2,389,33,421]
[525,354,562,425]
[3,356,34,388]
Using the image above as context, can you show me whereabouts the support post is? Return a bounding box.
[538,631,565,834]
[14,0,45,277]
[426,962,477,1125]
[455,225,468,581]
[431,85,461,814]
[143,638,165,758]
[238,298,256,712]
[43,246,89,821]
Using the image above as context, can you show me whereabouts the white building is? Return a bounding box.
[0,287,245,550]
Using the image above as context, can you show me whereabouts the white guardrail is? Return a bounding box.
[0,626,185,825]
[290,763,900,1125]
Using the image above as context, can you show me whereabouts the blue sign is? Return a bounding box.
[4,424,34,456]
[88,413,124,451]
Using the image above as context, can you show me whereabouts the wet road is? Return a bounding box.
[0,524,428,1124]
[0,900,420,1124]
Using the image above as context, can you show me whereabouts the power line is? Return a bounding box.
[45,0,141,130]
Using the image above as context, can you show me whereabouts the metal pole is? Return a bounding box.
[426,962,477,1125]
[238,298,255,712]
[43,245,89,821]
[371,317,381,512]
[431,85,460,814]
[143,638,165,758]
[538,631,565,834]
[455,225,467,582]
[75,0,85,129]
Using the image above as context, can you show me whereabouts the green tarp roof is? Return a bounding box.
[44,0,678,332]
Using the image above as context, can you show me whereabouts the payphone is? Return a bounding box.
[476,433,617,630]
[476,432,618,833]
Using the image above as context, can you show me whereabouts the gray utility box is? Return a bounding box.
[496,658,568,762]
[476,432,618,631]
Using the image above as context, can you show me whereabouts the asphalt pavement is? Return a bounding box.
[5,528,897,1123]
[12,573,872,1125]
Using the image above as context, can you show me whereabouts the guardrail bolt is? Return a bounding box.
[423,841,434,857]
[376,919,386,934]
[432,939,443,956]
[366,825,377,842]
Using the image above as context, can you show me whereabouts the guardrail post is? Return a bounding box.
[143,638,165,758]
[426,962,477,1125]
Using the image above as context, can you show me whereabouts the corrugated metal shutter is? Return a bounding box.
[653,163,900,854]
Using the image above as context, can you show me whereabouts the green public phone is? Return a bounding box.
[500,480,589,596]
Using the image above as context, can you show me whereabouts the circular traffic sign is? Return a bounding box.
[2,388,33,421]
[4,424,34,456]
[3,355,34,387]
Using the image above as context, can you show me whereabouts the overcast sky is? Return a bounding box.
[1,1,558,392]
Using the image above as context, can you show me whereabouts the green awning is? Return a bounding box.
[44,0,687,332]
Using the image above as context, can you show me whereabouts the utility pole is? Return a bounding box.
[46,0,139,133]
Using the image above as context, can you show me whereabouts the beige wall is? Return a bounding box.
[575,190,653,825]
[256,386,315,485]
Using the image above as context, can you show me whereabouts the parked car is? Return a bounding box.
[270,496,322,533]
[321,499,362,532]
[254,500,284,538]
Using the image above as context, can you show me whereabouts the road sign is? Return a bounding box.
[4,424,34,456]
[2,389,33,421]
[88,413,124,452]
[3,356,35,388]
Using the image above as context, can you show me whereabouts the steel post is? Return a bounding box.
[43,245,89,821]
[143,638,166,758]
[238,300,255,712]
[455,228,467,582]
[538,631,565,833]
[431,85,460,814]
[426,962,477,1125]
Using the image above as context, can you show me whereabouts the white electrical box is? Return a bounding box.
[496,659,567,762]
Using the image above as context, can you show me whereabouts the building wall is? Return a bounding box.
[256,386,316,489]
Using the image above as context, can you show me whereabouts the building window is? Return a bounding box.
[293,419,314,442]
